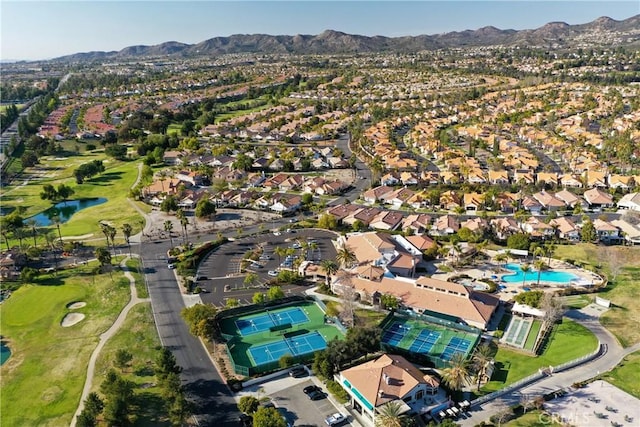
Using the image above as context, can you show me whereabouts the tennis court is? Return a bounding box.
[218,299,346,375]
[380,310,481,368]
[381,322,411,346]
[249,331,327,366]
[441,337,472,361]
[235,307,310,336]
[408,329,441,354]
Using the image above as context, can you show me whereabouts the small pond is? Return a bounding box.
[0,341,10,366]
[28,198,107,226]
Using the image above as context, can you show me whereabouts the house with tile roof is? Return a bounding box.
[617,192,640,212]
[583,188,614,209]
[337,354,440,426]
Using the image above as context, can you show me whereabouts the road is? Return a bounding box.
[138,238,240,427]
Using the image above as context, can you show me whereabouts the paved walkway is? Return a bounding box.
[70,257,150,427]
[459,304,640,426]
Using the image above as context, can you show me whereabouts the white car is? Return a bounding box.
[273,231,282,236]
[168,264,176,270]
[325,413,346,426]
[268,270,279,277]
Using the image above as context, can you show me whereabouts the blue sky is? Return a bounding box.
[1,1,639,60]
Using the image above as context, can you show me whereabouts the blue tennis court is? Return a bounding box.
[235,307,310,336]
[441,337,471,361]
[249,331,327,366]
[381,322,411,346]
[408,329,441,354]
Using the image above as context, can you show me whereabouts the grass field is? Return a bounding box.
[599,351,640,399]
[90,303,168,426]
[554,244,640,348]
[1,150,144,245]
[126,257,149,298]
[523,319,542,351]
[482,319,598,393]
[0,263,132,426]
[505,410,562,426]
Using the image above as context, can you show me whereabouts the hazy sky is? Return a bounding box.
[1,1,639,61]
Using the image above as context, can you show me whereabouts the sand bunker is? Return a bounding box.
[67,301,87,309]
[61,313,85,327]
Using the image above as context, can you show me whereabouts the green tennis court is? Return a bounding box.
[219,299,346,375]
[380,311,481,368]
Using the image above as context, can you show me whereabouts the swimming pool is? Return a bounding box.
[501,263,578,284]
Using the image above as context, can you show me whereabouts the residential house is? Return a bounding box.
[363,186,395,204]
[327,204,363,224]
[343,207,383,227]
[536,172,559,187]
[549,217,579,241]
[401,214,433,235]
[592,219,621,244]
[337,354,440,426]
[381,173,400,186]
[369,211,405,231]
[431,215,460,236]
[270,194,302,215]
[608,174,634,191]
[463,193,484,212]
[522,217,554,239]
[162,150,182,165]
[490,217,520,240]
[488,170,510,185]
[583,171,607,188]
[583,188,614,209]
[521,196,543,215]
[532,191,566,212]
[554,189,586,210]
[617,192,640,212]
[560,174,583,188]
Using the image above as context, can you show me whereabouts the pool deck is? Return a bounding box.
[432,251,604,301]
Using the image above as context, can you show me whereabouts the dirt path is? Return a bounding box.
[70,256,150,427]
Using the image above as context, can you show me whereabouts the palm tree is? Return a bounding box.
[26,219,39,248]
[544,241,556,266]
[494,252,508,266]
[532,246,545,263]
[107,225,117,254]
[472,344,493,391]
[335,243,356,269]
[121,223,132,257]
[452,242,463,264]
[51,215,63,247]
[176,209,188,245]
[534,259,546,287]
[321,259,338,287]
[164,220,174,249]
[274,246,286,266]
[520,263,531,288]
[441,352,471,392]
[375,401,407,427]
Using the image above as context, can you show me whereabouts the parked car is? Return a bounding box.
[289,366,307,378]
[307,390,326,401]
[268,270,279,277]
[168,264,176,270]
[325,413,347,426]
[303,385,322,395]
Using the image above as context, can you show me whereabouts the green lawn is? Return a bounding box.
[505,410,562,427]
[482,319,598,393]
[167,123,181,136]
[523,319,541,351]
[1,151,145,245]
[126,257,149,298]
[0,264,132,427]
[91,303,169,426]
[599,351,640,399]
[554,244,640,348]
[560,294,592,309]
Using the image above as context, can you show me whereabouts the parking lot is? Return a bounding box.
[195,229,338,306]
[237,370,358,427]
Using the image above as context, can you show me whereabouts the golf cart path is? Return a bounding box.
[70,256,150,427]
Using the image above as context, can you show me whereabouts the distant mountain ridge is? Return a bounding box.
[54,15,640,62]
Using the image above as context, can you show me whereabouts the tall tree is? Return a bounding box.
[320,259,338,287]
[335,243,356,269]
[26,218,39,248]
[441,352,471,392]
[520,263,531,288]
[164,220,174,249]
[375,401,408,427]
[534,259,546,287]
[121,223,132,257]
[472,344,493,391]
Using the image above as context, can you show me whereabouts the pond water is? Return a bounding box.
[28,198,107,226]
[0,341,10,366]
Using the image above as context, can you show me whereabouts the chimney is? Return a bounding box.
[383,373,391,385]
[378,390,384,398]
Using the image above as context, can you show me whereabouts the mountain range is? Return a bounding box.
[54,15,640,62]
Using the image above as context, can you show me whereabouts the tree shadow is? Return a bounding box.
[87,171,124,185]
[491,361,509,383]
